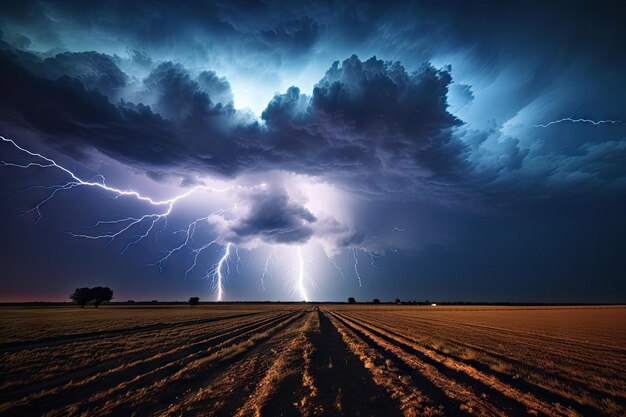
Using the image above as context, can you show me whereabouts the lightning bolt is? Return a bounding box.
[328,255,345,280]
[207,242,232,302]
[533,118,622,128]
[296,247,309,302]
[1,136,236,213]
[149,216,209,272]
[352,248,363,287]
[2,135,394,301]
[260,247,276,292]
[0,135,247,300]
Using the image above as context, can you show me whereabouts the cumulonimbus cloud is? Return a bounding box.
[1,35,624,248]
[0,45,468,196]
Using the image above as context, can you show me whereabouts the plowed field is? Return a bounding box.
[1,304,624,416]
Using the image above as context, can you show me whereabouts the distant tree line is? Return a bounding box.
[347,297,436,305]
[70,287,113,307]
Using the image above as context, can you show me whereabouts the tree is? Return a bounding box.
[70,287,92,308]
[372,298,380,304]
[348,297,356,304]
[91,286,113,307]
[189,296,200,306]
[395,298,401,304]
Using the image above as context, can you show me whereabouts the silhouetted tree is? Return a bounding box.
[395,298,401,304]
[189,296,200,306]
[70,287,92,307]
[91,286,113,307]
[373,298,380,304]
[348,297,356,304]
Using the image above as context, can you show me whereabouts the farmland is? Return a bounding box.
[0,305,624,416]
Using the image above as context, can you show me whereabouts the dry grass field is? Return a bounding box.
[0,304,624,416]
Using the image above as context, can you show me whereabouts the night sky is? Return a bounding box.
[1,1,625,303]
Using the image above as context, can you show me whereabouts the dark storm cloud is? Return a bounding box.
[1,4,625,219]
[126,48,153,67]
[0,47,261,176]
[1,0,626,302]
[258,17,319,56]
[2,24,624,205]
[0,1,324,71]
[262,55,466,194]
[197,71,234,106]
[142,62,234,120]
[0,44,470,198]
[0,49,182,167]
[211,187,317,245]
[38,52,128,94]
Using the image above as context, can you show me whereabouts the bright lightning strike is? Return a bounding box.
[260,247,276,292]
[207,242,232,302]
[328,255,345,280]
[2,135,389,301]
[296,247,309,302]
[533,118,622,128]
[352,248,363,287]
[0,135,247,300]
[363,248,381,268]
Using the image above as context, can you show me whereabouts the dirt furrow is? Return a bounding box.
[159,310,316,417]
[88,310,305,417]
[233,311,320,417]
[336,311,578,417]
[0,311,260,353]
[0,311,287,399]
[332,310,569,417]
[0,310,300,417]
[371,312,626,369]
[350,311,626,388]
[377,312,626,359]
[323,309,445,417]
[296,309,405,417]
[348,311,626,405]
[345,311,623,416]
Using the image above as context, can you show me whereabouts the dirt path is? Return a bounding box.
[304,309,403,417]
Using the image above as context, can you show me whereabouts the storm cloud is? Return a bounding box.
[209,186,317,246]
[0,0,625,302]
[0,45,472,199]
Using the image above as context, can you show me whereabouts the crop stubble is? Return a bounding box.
[0,304,623,416]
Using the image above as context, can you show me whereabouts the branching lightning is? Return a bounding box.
[352,248,363,287]
[205,242,232,302]
[1,135,242,301]
[533,118,623,128]
[296,247,309,302]
[328,255,345,280]
[1,135,393,302]
[260,247,277,292]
